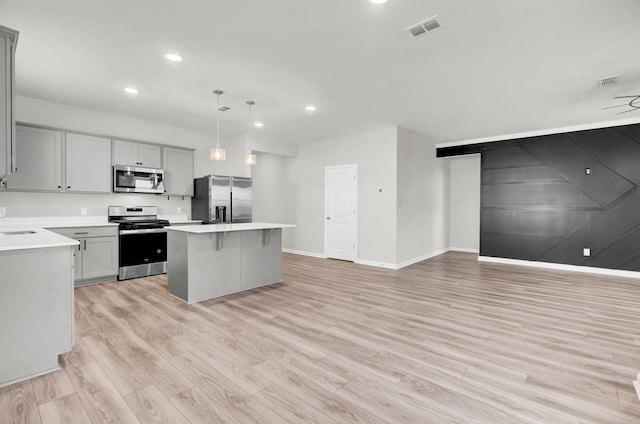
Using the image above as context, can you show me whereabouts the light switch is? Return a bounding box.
[0,207,5,218]
[583,248,591,257]
[80,207,87,216]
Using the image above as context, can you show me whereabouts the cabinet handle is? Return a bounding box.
[67,186,71,189]
[58,185,61,189]
[84,240,87,250]
[74,232,89,235]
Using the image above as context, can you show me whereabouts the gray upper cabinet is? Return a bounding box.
[0,26,18,180]
[114,139,161,168]
[139,143,162,168]
[163,147,194,196]
[6,126,63,191]
[65,132,111,193]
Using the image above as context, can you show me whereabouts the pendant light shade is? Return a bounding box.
[245,153,257,165]
[210,147,226,161]
[245,100,257,166]
[211,89,226,161]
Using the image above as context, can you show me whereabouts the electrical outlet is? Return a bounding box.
[583,248,591,257]
[80,207,87,216]
[0,207,6,218]
[585,168,591,175]
[177,207,185,214]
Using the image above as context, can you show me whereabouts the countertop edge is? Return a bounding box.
[166,223,296,233]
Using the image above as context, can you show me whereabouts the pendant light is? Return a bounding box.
[245,100,257,166]
[210,89,226,161]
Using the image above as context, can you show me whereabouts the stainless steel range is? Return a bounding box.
[108,206,170,280]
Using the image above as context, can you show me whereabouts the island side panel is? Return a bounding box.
[167,230,189,302]
[187,232,242,303]
[0,247,73,387]
[240,228,283,290]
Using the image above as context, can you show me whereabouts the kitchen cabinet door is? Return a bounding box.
[113,139,161,168]
[139,144,161,168]
[72,241,82,282]
[0,26,18,179]
[81,236,118,280]
[6,126,63,191]
[163,147,194,196]
[65,132,111,193]
[113,139,139,166]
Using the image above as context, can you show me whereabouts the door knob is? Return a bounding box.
[326,217,331,220]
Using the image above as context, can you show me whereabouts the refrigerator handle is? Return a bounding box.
[215,205,227,223]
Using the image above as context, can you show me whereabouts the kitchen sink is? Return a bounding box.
[0,230,37,235]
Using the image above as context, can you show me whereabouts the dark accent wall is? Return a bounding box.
[436,143,482,157]
[480,123,640,271]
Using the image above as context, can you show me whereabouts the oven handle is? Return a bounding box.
[119,228,168,235]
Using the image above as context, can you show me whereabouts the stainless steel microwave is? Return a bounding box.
[113,165,165,194]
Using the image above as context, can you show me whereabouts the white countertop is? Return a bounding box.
[0,215,200,227]
[0,216,114,227]
[166,222,295,233]
[45,222,119,229]
[0,227,80,252]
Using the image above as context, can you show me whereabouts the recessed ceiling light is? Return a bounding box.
[254,122,264,128]
[370,0,388,4]
[165,53,183,62]
[124,87,139,95]
[305,105,317,112]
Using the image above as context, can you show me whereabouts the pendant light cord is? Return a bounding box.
[248,102,252,152]
[216,93,221,149]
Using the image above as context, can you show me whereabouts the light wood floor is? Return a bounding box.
[2,251,640,423]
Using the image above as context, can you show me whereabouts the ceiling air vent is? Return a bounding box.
[405,15,442,39]
[598,75,619,87]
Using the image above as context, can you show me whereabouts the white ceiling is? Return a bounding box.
[1,0,640,147]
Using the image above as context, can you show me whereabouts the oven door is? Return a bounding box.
[118,229,167,280]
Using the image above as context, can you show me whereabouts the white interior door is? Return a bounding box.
[325,164,357,261]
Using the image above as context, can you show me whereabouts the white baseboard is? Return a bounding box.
[282,248,327,259]
[354,259,398,269]
[355,248,450,270]
[449,247,479,253]
[478,256,640,279]
[395,248,451,269]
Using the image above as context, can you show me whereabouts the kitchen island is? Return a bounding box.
[0,227,77,387]
[166,223,295,303]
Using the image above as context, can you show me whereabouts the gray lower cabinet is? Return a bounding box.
[48,226,118,286]
[162,147,194,196]
[0,246,73,387]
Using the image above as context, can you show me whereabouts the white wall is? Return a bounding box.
[0,191,186,218]
[396,128,450,264]
[448,154,481,252]
[284,127,398,264]
[251,151,293,228]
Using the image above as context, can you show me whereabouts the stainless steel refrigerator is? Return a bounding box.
[191,175,252,224]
